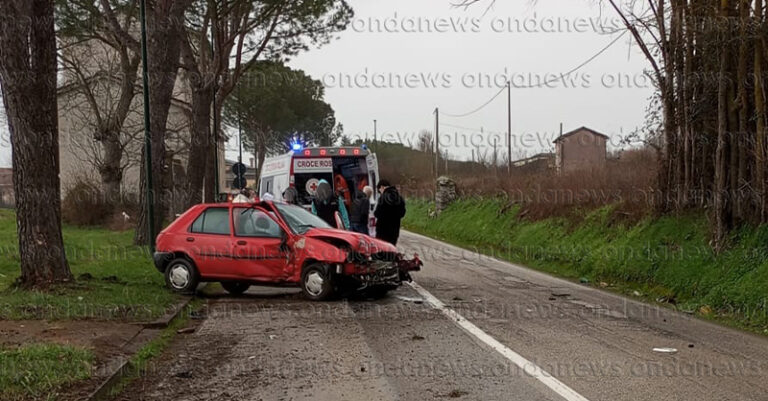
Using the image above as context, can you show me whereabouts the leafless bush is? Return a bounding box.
[403,147,658,222]
[62,178,113,226]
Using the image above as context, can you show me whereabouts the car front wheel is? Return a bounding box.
[164,258,199,294]
[300,263,335,301]
[221,281,250,295]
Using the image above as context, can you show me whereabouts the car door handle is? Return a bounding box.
[186,237,195,242]
[237,240,247,246]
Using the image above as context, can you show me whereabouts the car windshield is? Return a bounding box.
[274,202,332,234]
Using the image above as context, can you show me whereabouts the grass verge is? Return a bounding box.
[0,343,94,401]
[0,209,180,321]
[403,198,768,334]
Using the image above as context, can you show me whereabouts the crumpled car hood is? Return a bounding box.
[304,228,398,254]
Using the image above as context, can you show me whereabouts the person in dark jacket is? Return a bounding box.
[374,180,406,246]
[350,187,371,235]
[311,180,350,229]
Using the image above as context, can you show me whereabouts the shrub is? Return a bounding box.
[62,179,113,226]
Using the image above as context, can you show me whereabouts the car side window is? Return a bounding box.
[190,208,230,235]
[234,208,283,238]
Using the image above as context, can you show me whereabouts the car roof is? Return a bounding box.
[197,199,278,208]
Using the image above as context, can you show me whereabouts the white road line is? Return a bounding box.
[407,281,591,401]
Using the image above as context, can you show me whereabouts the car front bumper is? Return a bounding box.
[153,252,174,273]
[351,254,423,288]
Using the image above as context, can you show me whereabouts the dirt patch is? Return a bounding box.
[0,320,149,401]
[0,320,142,361]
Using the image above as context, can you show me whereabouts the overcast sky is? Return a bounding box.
[283,0,653,162]
[0,0,653,168]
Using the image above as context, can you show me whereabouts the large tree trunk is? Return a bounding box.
[134,0,191,246]
[99,135,124,197]
[203,99,224,203]
[0,0,72,287]
[184,86,212,208]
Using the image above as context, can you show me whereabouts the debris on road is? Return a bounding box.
[447,389,469,398]
[652,347,678,354]
[412,334,425,341]
[176,327,195,334]
[656,296,677,305]
[173,371,193,379]
[395,295,424,304]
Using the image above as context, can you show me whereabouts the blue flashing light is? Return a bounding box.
[361,144,368,151]
[291,143,303,151]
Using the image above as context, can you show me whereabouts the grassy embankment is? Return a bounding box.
[0,209,178,321]
[0,208,183,400]
[403,198,768,333]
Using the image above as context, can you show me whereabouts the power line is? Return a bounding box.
[440,30,628,118]
[515,30,628,89]
[441,85,506,118]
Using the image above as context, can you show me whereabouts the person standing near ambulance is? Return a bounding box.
[374,180,405,246]
[350,186,372,235]
[311,180,350,229]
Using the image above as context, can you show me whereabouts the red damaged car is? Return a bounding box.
[152,199,421,300]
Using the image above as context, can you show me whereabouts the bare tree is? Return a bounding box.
[417,130,434,154]
[179,0,353,207]
[57,0,142,197]
[134,0,194,246]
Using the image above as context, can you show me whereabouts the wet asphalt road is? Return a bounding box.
[118,231,768,401]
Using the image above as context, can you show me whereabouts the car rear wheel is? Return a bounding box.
[165,258,199,294]
[301,263,335,301]
[221,281,250,295]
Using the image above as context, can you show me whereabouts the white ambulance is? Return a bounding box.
[258,146,380,210]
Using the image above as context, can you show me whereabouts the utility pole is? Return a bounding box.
[493,137,498,177]
[238,108,243,163]
[139,0,155,252]
[373,119,377,152]
[507,81,512,175]
[434,108,440,178]
[211,18,220,201]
